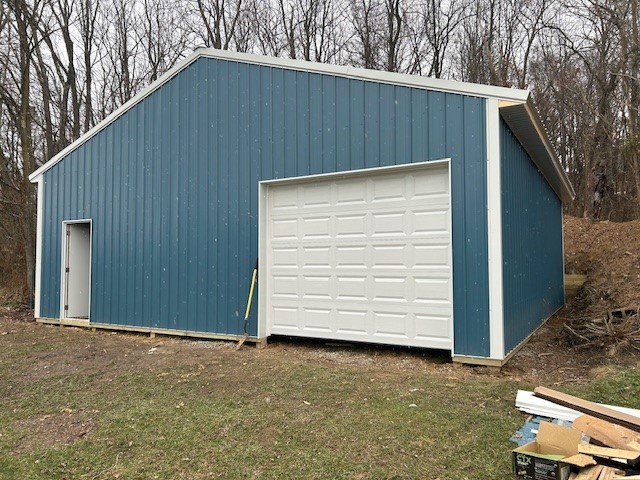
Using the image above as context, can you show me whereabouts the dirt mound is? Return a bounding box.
[564,216,640,316]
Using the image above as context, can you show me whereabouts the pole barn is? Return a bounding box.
[30,49,574,365]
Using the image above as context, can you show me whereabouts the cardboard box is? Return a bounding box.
[512,422,581,480]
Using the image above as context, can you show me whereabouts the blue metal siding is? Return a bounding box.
[501,118,564,353]
[39,57,489,356]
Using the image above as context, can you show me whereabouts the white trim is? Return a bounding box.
[446,160,455,353]
[60,219,92,321]
[257,182,268,340]
[486,98,505,360]
[34,179,44,318]
[207,50,530,102]
[259,157,451,187]
[29,48,530,183]
[258,158,454,353]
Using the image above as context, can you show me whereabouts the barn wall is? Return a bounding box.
[500,118,564,353]
[39,57,490,355]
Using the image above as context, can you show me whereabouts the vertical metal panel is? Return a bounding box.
[39,57,489,355]
[501,118,564,353]
[456,95,490,355]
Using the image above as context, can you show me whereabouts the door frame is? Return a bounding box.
[60,219,93,321]
[257,158,453,348]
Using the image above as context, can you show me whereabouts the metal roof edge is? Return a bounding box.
[199,49,531,103]
[29,48,530,183]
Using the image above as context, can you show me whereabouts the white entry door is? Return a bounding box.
[263,162,453,350]
[62,222,91,319]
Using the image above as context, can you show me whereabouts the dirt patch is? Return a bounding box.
[12,410,96,454]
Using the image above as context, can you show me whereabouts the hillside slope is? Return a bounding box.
[564,216,640,316]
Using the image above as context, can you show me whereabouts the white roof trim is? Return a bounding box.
[30,48,531,182]
[208,49,530,102]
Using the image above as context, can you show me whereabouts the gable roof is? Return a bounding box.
[28,48,574,201]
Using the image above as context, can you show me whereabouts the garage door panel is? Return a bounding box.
[302,184,332,208]
[272,218,298,240]
[271,187,299,210]
[373,311,409,338]
[372,276,409,303]
[272,246,298,268]
[301,275,332,299]
[302,307,332,332]
[271,306,299,329]
[335,309,368,335]
[415,314,451,339]
[412,209,449,235]
[272,275,298,299]
[336,180,367,206]
[266,163,452,350]
[412,243,450,267]
[334,275,366,301]
[335,245,367,269]
[414,277,452,303]
[301,216,332,240]
[371,244,407,268]
[301,246,332,268]
[335,214,367,238]
[413,168,449,197]
[369,175,409,204]
[371,211,407,237]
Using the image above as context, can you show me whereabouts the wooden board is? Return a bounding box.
[598,467,625,480]
[578,444,640,461]
[534,387,640,432]
[573,415,640,451]
[563,453,597,468]
[597,467,613,480]
[574,465,603,480]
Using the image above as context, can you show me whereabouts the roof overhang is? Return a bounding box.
[499,99,575,203]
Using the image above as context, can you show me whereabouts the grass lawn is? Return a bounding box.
[1,313,639,479]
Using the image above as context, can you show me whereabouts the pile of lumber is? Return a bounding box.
[564,307,640,351]
[534,387,640,479]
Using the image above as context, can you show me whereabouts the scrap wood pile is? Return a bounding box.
[513,387,640,479]
[564,307,640,352]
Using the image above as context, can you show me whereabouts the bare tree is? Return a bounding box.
[141,0,190,81]
[195,0,244,50]
[79,0,99,130]
[413,0,469,77]
[0,0,42,302]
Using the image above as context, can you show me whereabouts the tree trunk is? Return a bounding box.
[12,0,37,303]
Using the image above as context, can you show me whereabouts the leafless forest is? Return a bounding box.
[1,0,639,303]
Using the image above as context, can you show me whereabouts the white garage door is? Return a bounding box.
[264,162,453,350]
